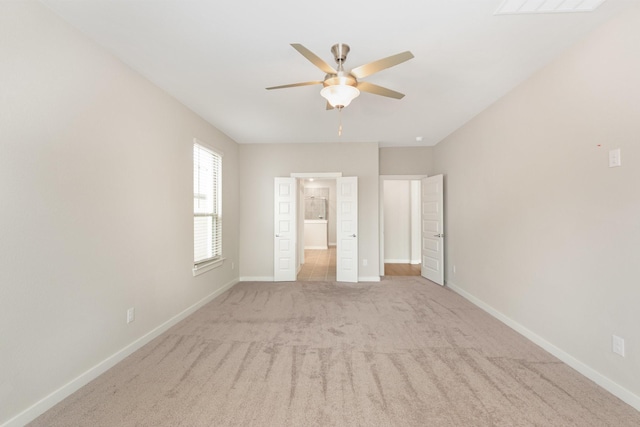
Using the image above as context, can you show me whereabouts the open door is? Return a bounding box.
[274,177,297,281]
[336,176,358,282]
[421,174,444,285]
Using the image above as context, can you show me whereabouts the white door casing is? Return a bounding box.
[421,175,444,285]
[274,177,297,281]
[336,176,358,282]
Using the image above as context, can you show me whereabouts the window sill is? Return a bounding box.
[193,257,225,276]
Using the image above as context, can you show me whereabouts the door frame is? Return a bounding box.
[290,172,342,278]
[379,175,427,277]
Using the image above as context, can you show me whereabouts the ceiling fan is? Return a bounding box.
[266,43,414,110]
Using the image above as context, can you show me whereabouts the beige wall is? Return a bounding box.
[239,143,379,280]
[433,6,640,405]
[0,2,239,424]
[379,146,434,175]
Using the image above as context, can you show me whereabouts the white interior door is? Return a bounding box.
[336,176,358,282]
[421,175,444,285]
[274,177,297,281]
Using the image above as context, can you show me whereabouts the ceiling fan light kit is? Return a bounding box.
[320,84,360,109]
[267,43,413,113]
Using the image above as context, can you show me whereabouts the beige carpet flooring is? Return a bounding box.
[31,277,640,426]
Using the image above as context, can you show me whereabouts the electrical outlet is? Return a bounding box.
[612,335,625,357]
[453,265,457,274]
[231,262,235,270]
[127,307,135,324]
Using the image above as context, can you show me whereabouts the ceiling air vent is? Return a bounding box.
[495,0,606,15]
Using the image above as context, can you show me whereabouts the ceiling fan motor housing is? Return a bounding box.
[323,72,357,88]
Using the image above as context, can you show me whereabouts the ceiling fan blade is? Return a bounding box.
[266,81,324,90]
[291,43,337,75]
[350,51,414,79]
[357,81,405,99]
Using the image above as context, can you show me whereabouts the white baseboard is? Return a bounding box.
[239,276,274,282]
[239,276,381,283]
[446,280,640,412]
[384,258,412,264]
[304,245,328,250]
[410,260,421,265]
[3,278,239,427]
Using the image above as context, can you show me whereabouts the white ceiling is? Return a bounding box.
[40,0,632,147]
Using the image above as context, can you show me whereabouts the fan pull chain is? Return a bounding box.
[338,107,343,137]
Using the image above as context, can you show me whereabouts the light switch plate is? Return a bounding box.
[612,335,625,357]
[609,148,621,167]
[127,307,135,324]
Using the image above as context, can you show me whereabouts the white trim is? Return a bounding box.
[446,280,640,412]
[239,276,274,282]
[193,137,224,157]
[3,278,239,427]
[379,174,428,180]
[304,219,327,224]
[305,245,329,250]
[193,141,223,269]
[240,276,381,283]
[290,172,342,179]
[494,0,606,15]
[192,257,225,276]
[382,259,421,264]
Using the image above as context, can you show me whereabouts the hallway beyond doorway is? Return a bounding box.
[384,263,421,276]
[297,248,336,281]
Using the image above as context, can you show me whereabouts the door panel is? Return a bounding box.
[274,177,297,281]
[337,177,358,282]
[421,175,444,285]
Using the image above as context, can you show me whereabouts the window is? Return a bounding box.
[193,141,222,271]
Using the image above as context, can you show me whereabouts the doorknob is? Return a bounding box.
[275,234,280,237]
[351,234,357,238]
[433,233,444,238]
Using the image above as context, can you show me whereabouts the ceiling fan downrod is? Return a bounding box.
[331,43,349,66]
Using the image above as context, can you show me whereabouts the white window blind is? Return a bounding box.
[194,142,222,266]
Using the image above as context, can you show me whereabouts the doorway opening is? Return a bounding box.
[297,178,337,281]
[274,173,359,283]
[378,174,444,284]
[380,176,425,277]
